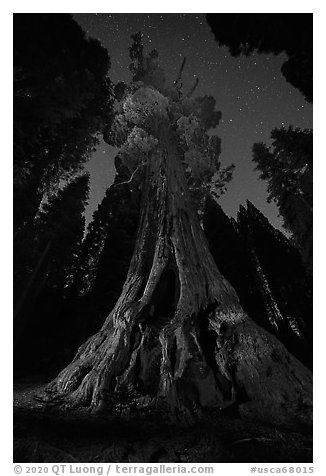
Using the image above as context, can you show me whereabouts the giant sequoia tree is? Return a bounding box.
[46,35,312,426]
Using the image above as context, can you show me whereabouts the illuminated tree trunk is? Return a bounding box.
[47,125,312,426]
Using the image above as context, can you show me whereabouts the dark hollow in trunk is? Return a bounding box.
[46,125,312,427]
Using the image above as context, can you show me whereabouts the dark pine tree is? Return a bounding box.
[206,13,312,102]
[14,13,113,371]
[202,196,267,331]
[44,35,311,427]
[91,161,140,316]
[252,126,312,275]
[14,13,113,236]
[35,174,90,292]
[237,201,312,367]
[14,174,90,375]
[203,197,311,367]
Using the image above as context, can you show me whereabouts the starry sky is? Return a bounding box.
[73,13,312,234]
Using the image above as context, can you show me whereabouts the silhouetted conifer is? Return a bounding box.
[203,197,312,367]
[14,13,113,235]
[253,126,312,275]
[14,174,90,374]
[206,13,312,102]
[237,201,312,366]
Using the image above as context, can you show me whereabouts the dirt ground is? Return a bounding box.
[13,377,313,463]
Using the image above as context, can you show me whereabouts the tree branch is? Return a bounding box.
[111,163,144,190]
[184,77,199,98]
[174,57,186,87]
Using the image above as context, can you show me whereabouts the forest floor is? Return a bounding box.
[14,376,312,463]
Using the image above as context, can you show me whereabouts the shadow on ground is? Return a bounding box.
[14,378,312,463]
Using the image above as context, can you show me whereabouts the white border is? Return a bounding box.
[3,2,322,472]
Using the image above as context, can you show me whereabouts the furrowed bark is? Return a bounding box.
[46,124,312,427]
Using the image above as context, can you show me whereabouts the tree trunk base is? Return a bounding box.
[43,303,312,429]
[43,139,312,429]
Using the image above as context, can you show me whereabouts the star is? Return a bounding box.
[73,13,312,233]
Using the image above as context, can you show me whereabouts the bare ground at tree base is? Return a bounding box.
[14,378,312,464]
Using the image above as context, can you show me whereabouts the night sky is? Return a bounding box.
[74,13,313,234]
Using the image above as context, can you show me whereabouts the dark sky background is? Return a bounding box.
[74,13,312,234]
